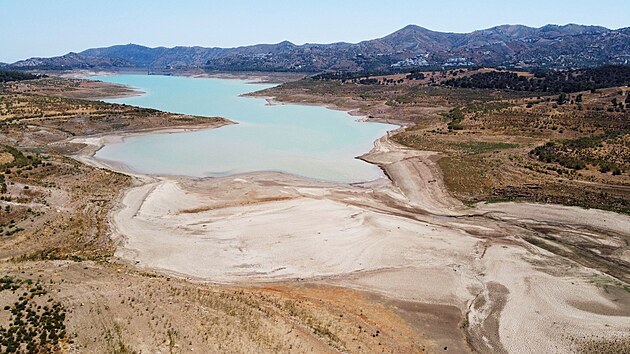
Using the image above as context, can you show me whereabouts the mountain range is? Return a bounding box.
[8,24,630,72]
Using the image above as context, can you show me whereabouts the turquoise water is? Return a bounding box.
[93,75,397,183]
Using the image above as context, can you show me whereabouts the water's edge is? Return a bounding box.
[90,75,398,183]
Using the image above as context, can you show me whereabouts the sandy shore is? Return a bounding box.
[186,71,306,84]
[258,95,411,126]
[69,119,235,172]
[67,83,630,353]
[61,69,305,85]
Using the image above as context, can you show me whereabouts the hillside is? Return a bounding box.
[9,52,133,70]
[8,24,630,72]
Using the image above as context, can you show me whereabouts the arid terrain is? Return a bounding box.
[0,71,628,354]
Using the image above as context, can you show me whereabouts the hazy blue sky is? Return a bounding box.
[1,0,628,63]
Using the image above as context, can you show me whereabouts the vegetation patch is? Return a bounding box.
[0,275,67,353]
[530,133,627,174]
[442,107,464,130]
[0,146,42,171]
[443,65,630,93]
[0,70,45,83]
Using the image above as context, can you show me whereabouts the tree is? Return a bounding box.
[557,93,567,105]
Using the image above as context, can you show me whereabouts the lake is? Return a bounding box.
[93,75,397,183]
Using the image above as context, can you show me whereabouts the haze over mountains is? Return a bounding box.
[9,24,630,72]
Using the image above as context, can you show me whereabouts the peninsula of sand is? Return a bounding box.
[70,75,629,354]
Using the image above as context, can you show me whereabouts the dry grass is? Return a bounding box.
[0,153,14,165]
[0,262,437,353]
[0,151,129,261]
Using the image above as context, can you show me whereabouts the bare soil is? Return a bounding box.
[0,73,628,353]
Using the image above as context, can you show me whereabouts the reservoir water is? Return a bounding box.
[93,75,397,183]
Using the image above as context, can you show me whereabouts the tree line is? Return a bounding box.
[442,65,630,93]
[0,70,45,82]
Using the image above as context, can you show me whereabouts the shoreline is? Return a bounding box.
[75,72,400,185]
[55,71,149,100]
[66,72,630,353]
[93,82,146,100]
[255,95,412,127]
[77,126,630,353]
[69,119,236,174]
[185,71,307,84]
[61,68,306,85]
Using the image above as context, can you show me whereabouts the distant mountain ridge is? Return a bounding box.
[9,24,630,72]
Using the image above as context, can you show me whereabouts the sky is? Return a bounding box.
[1,0,629,63]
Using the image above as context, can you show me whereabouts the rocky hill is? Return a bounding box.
[9,24,630,72]
[10,52,133,70]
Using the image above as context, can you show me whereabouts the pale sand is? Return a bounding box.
[69,109,630,353]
